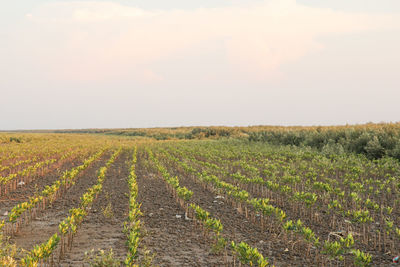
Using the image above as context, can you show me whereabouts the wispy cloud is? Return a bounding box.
[18,0,398,83]
[1,0,400,129]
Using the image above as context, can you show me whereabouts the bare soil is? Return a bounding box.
[59,150,131,266]
[136,152,226,267]
[9,152,111,253]
[0,157,86,221]
[165,160,309,267]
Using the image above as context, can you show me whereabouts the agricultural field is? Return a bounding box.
[1,132,400,266]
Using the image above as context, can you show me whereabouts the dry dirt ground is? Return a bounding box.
[136,152,226,266]
[8,152,112,257]
[0,157,86,222]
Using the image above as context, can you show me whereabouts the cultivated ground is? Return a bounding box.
[1,137,399,266]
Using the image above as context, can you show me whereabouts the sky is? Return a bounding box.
[1,0,400,130]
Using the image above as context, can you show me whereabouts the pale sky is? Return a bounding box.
[1,0,400,130]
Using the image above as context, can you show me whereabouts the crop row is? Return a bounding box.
[124,146,142,267]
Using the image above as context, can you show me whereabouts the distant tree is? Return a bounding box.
[364,136,385,159]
